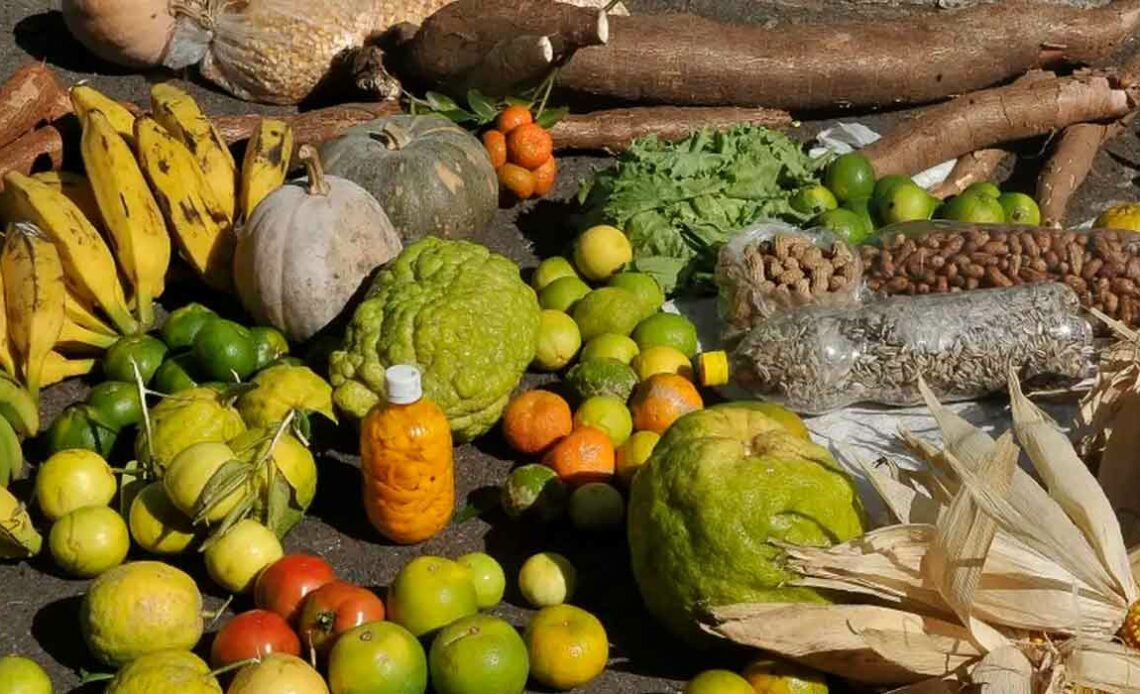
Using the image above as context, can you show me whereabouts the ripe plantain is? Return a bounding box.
[64,286,117,338]
[81,109,170,330]
[240,119,293,220]
[0,370,39,438]
[57,315,118,354]
[41,351,95,388]
[70,84,137,144]
[2,171,138,336]
[31,171,103,227]
[2,222,65,398]
[0,482,41,557]
[135,116,235,292]
[0,262,16,380]
[151,82,236,222]
[0,414,22,488]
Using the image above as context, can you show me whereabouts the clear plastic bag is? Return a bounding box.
[729,282,1094,415]
[715,221,864,343]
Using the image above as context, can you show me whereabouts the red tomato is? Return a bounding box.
[254,554,337,624]
[297,580,386,656]
[210,609,301,668]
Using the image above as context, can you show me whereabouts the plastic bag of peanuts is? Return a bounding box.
[715,221,865,344]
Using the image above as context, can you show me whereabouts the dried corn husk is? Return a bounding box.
[970,646,1033,693]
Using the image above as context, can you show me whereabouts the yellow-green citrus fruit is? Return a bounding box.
[533,310,582,372]
[1096,202,1140,231]
[569,482,625,531]
[457,552,507,609]
[872,174,915,203]
[939,193,1005,223]
[34,449,117,522]
[538,276,591,313]
[0,655,52,694]
[790,184,838,217]
[49,505,130,578]
[615,430,659,487]
[631,346,693,381]
[607,272,665,313]
[822,152,875,203]
[204,519,283,594]
[129,482,197,555]
[685,669,755,694]
[572,395,633,447]
[103,335,169,385]
[531,257,578,292]
[104,650,221,694]
[571,287,654,342]
[811,208,871,245]
[573,225,632,282]
[998,192,1042,226]
[631,312,699,358]
[227,653,328,694]
[81,561,204,667]
[525,604,609,691]
[136,387,246,473]
[327,621,428,694]
[742,658,830,693]
[963,181,1002,199]
[163,441,243,523]
[580,334,639,365]
[877,181,936,225]
[228,427,317,539]
[388,556,479,638]
[518,552,576,608]
[428,614,529,694]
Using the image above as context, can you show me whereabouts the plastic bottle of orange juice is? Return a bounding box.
[359,365,454,544]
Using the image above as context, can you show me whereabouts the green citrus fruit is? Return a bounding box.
[631,312,698,358]
[564,358,639,403]
[0,655,52,694]
[571,287,655,342]
[615,430,659,487]
[607,272,665,313]
[518,552,576,608]
[387,556,479,638]
[428,614,529,694]
[457,552,507,609]
[525,605,609,690]
[630,345,693,382]
[569,482,625,531]
[877,181,936,225]
[811,208,871,245]
[81,561,204,667]
[823,152,875,203]
[790,184,838,217]
[129,482,197,555]
[153,353,199,394]
[573,225,632,282]
[579,334,639,365]
[86,381,143,431]
[161,303,217,350]
[49,505,129,578]
[192,319,257,383]
[327,621,428,694]
[573,395,633,447]
[531,257,579,292]
[44,404,116,457]
[35,448,116,522]
[872,174,914,203]
[963,181,1002,200]
[998,192,1042,226]
[104,335,168,385]
[842,196,876,235]
[539,276,591,312]
[104,650,220,694]
[533,310,582,372]
[685,669,755,694]
[204,519,283,594]
[163,441,244,523]
[249,327,290,371]
[501,464,568,521]
[939,193,1006,223]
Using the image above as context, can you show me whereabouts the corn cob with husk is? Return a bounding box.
[704,371,1140,692]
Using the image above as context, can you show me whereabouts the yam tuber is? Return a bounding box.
[1036,118,1134,228]
[0,63,71,150]
[0,127,64,186]
[398,0,1140,110]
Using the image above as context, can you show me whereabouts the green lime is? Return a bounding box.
[877,182,936,226]
[531,257,578,292]
[538,276,591,312]
[812,208,872,245]
[631,313,699,358]
[501,464,568,521]
[790,184,838,216]
[998,192,1042,226]
[428,614,529,694]
[161,303,216,350]
[843,196,877,235]
[939,194,1006,224]
[328,621,428,694]
[192,319,257,382]
[872,174,914,203]
[86,381,143,431]
[0,656,52,694]
[607,272,665,313]
[823,152,875,203]
[580,334,639,365]
[103,335,168,385]
[532,310,582,372]
[153,353,199,394]
[568,482,625,531]
[249,326,289,371]
[963,181,1002,200]
[44,404,116,457]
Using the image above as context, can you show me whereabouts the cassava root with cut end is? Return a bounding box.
[864,71,1136,178]
[1037,116,1136,228]
[0,127,64,186]
[928,149,1009,200]
[213,102,403,154]
[0,63,72,150]
[396,0,1140,110]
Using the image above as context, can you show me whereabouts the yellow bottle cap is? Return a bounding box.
[696,351,729,387]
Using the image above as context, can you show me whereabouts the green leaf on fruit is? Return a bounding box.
[467,89,499,121]
[535,106,568,129]
[265,468,293,535]
[193,459,252,524]
[425,91,460,112]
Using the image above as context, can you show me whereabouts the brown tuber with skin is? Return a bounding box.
[0,63,72,150]
[1036,119,1134,228]
[0,127,64,186]
[928,149,1009,200]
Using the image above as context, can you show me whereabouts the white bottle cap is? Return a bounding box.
[385,365,422,404]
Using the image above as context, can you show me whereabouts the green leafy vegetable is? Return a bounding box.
[578,126,827,295]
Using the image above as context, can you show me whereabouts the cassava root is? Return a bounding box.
[1036,118,1134,228]
[928,150,1009,200]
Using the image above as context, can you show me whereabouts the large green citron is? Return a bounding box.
[627,402,865,645]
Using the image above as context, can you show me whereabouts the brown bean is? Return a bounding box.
[1106,292,1121,316]
[986,266,1014,287]
[965,277,980,290]
[886,276,910,292]
[964,264,985,279]
[1045,250,1060,268]
[1083,258,1104,281]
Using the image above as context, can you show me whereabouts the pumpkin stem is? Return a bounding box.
[371,123,412,151]
[298,144,331,197]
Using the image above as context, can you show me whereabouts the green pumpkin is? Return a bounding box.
[317,114,498,242]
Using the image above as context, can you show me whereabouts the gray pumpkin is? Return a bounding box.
[317,114,498,242]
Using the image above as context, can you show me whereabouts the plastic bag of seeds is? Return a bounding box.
[861,220,1140,331]
[729,282,1094,415]
[715,221,864,344]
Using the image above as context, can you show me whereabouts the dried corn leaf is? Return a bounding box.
[1098,390,1140,547]
[850,452,942,524]
[1009,372,1138,604]
[927,433,1018,651]
[886,679,963,694]
[705,603,983,685]
[970,645,1033,693]
[1060,638,1140,693]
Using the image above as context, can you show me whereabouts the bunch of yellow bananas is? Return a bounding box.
[0,83,294,395]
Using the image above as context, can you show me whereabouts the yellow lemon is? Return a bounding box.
[631,345,693,381]
[1096,202,1140,232]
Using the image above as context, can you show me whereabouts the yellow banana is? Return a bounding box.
[80,109,170,330]
[31,171,103,227]
[151,83,236,222]
[0,484,42,557]
[0,262,16,380]
[64,286,117,338]
[41,350,95,387]
[0,415,22,488]
[0,370,39,438]
[2,222,65,398]
[240,119,293,220]
[57,316,118,354]
[135,116,235,293]
[70,84,137,144]
[2,171,138,336]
